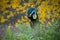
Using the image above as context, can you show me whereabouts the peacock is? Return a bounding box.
[26,0,42,28]
[27,8,39,28]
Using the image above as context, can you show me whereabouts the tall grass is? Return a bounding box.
[2,20,60,40]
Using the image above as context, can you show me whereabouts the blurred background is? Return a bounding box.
[0,0,60,40]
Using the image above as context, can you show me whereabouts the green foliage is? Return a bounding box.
[2,21,60,40]
[2,27,12,40]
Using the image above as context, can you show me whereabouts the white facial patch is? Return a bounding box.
[29,10,36,17]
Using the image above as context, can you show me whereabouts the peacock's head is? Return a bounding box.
[27,8,38,21]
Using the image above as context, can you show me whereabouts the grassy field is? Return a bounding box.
[1,20,60,40]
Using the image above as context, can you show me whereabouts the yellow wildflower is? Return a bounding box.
[22,9,26,13]
[10,11,14,16]
[26,22,30,26]
[47,15,50,19]
[7,15,11,19]
[17,19,21,23]
[48,21,51,25]
[52,18,55,22]
[1,16,6,23]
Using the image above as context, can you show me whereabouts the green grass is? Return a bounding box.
[2,20,60,40]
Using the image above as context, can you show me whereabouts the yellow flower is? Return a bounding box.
[16,8,20,11]
[52,0,58,5]
[24,16,28,19]
[19,19,23,23]
[57,8,60,12]
[10,11,14,16]
[0,0,60,26]
[18,5,23,10]
[11,0,19,9]
[47,15,50,19]
[28,0,34,3]
[48,21,51,25]
[31,5,34,7]
[22,10,26,13]
[52,18,55,22]
[40,20,44,24]
[17,12,20,14]
[26,22,30,26]
[11,4,17,9]
[1,16,6,23]
[17,19,20,23]
[7,15,11,19]
[21,16,25,22]
[54,13,59,18]
[36,0,41,5]
[27,3,30,6]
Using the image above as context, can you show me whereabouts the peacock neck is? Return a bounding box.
[30,19,39,28]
